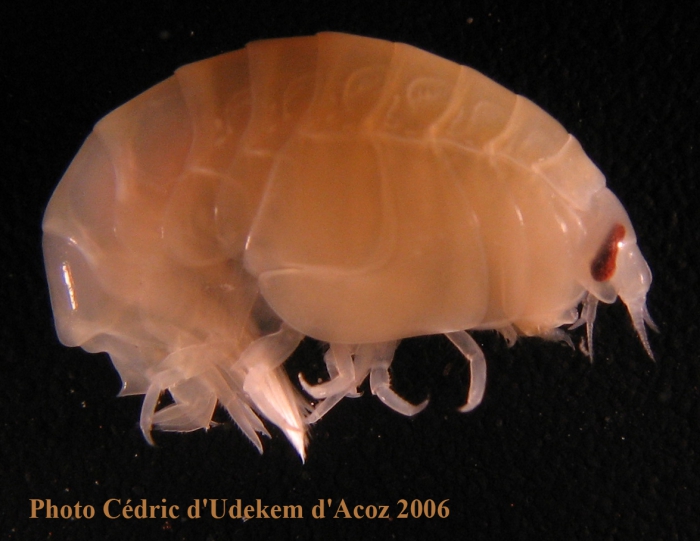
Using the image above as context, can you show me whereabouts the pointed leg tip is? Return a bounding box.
[141,426,156,446]
[288,431,306,462]
[374,388,429,416]
[458,389,485,413]
[414,397,430,414]
[643,341,656,361]
[396,395,430,416]
[458,401,478,413]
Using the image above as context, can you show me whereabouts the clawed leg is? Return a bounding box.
[140,368,188,446]
[140,344,225,446]
[138,342,273,453]
[149,378,217,433]
[304,340,429,424]
[299,344,359,399]
[363,342,429,416]
[302,343,363,424]
[444,330,487,412]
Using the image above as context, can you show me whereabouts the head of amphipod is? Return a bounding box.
[576,188,656,359]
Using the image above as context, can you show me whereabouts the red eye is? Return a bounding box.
[591,223,626,282]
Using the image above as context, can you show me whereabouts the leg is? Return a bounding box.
[538,328,575,349]
[304,340,429,424]
[444,330,487,412]
[140,368,186,446]
[239,324,307,460]
[570,292,599,361]
[139,342,272,453]
[498,325,518,347]
[362,342,429,416]
[299,343,359,399]
[303,344,365,424]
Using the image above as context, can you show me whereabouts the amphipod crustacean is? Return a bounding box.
[42,32,656,460]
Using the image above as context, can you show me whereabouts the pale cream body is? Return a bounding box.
[43,33,654,459]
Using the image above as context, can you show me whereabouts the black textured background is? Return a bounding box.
[2,1,698,539]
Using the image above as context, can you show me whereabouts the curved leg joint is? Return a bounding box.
[299,344,357,399]
[369,360,429,416]
[445,331,487,412]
